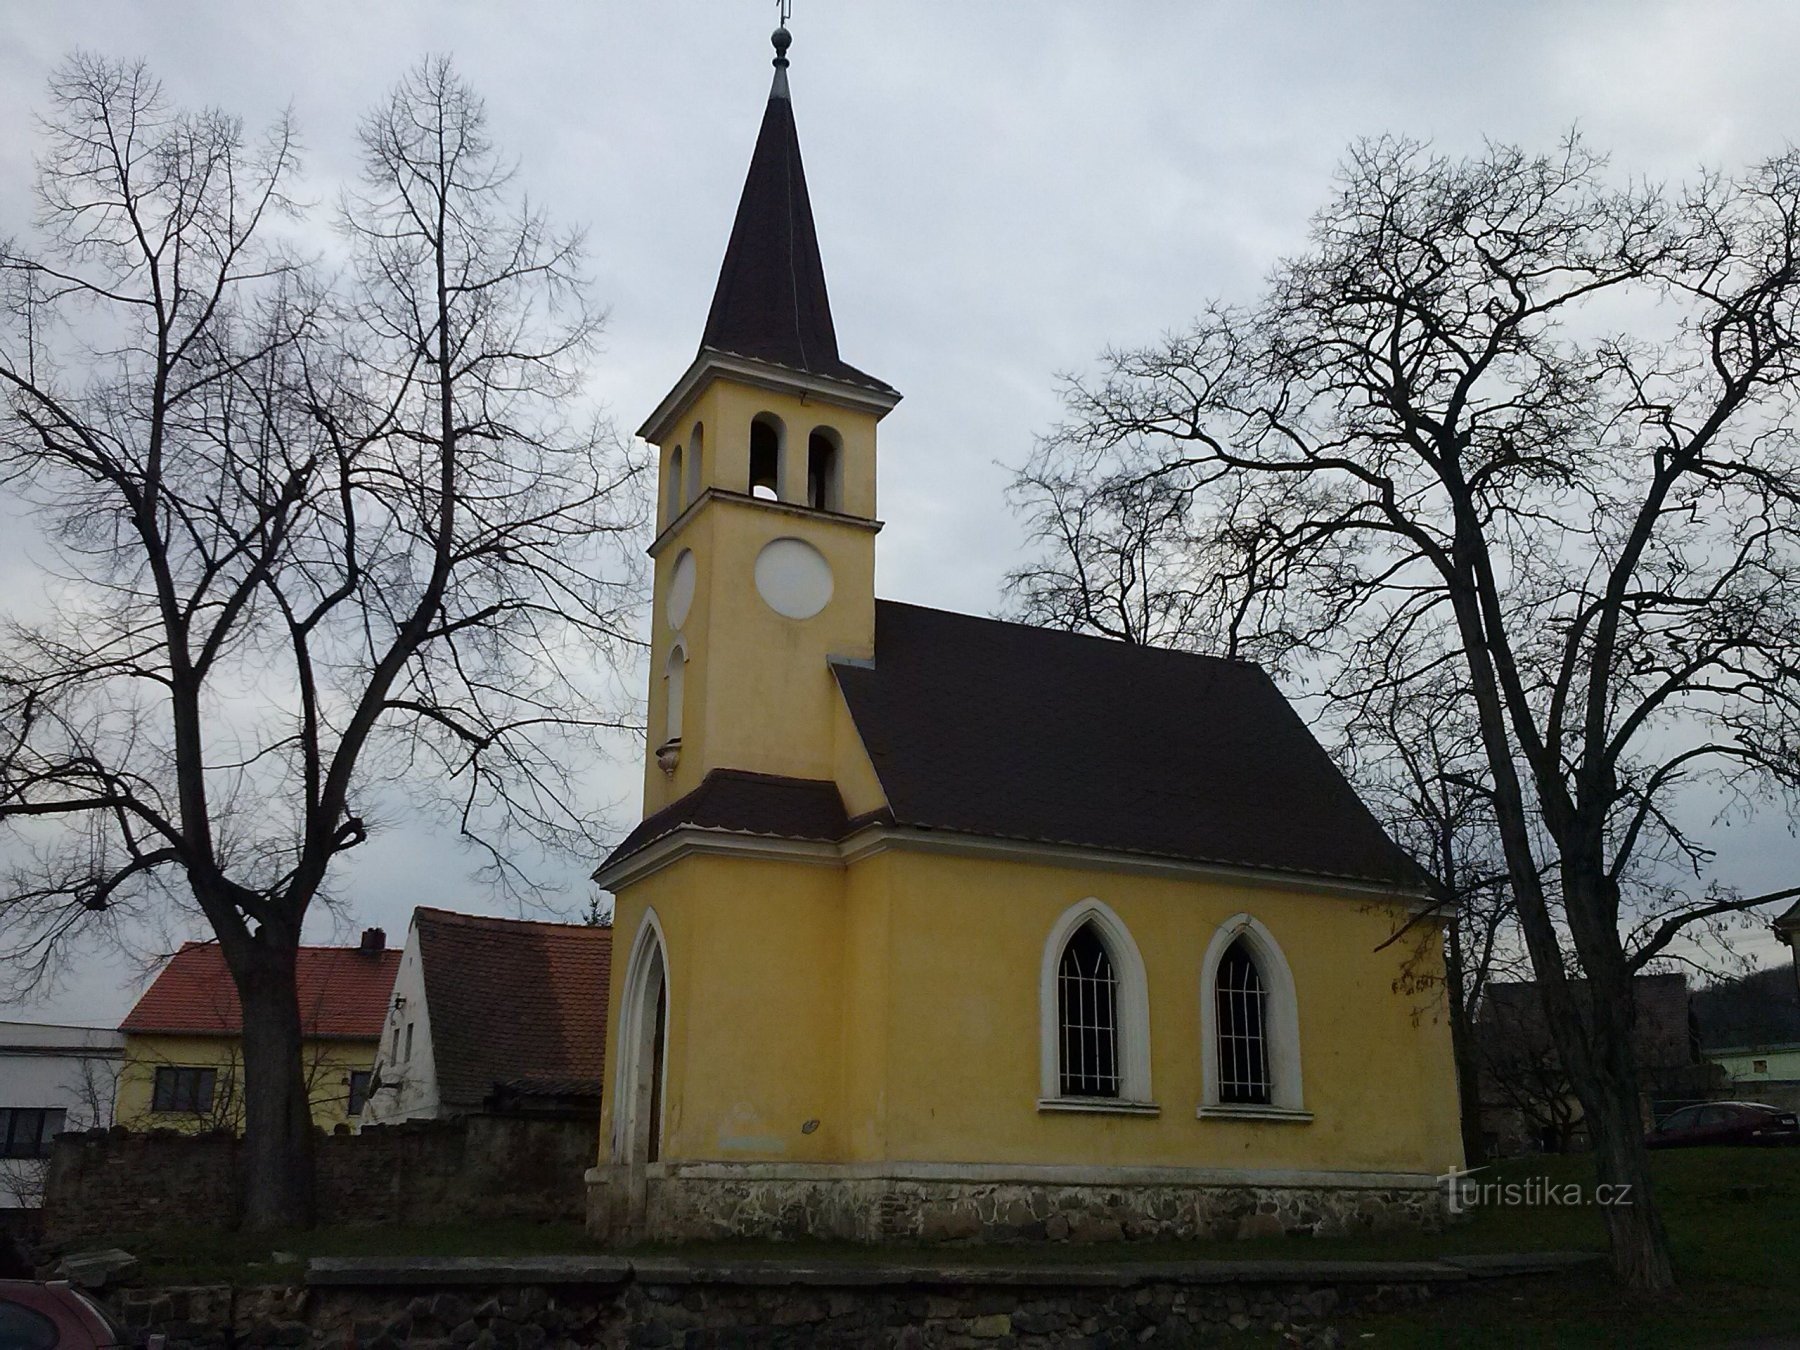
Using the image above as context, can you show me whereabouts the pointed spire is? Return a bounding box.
[698,22,893,394]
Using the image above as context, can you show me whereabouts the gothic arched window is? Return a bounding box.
[1037,900,1154,1110]
[1199,914,1308,1119]
[1058,923,1119,1098]
[1215,940,1270,1105]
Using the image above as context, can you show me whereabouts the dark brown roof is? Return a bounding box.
[699,58,894,395]
[599,769,854,874]
[413,908,611,1110]
[600,603,1422,890]
[830,602,1424,888]
[121,941,398,1040]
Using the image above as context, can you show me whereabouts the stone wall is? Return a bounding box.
[587,1164,1447,1245]
[105,1263,1459,1349]
[42,1116,596,1245]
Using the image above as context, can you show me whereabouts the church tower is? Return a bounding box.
[637,24,900,813]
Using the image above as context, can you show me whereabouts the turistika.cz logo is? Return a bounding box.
[1440,1166,1635,1215]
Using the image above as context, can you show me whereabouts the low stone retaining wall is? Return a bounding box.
[43,1116,596,1245]
[587,1163,1447,1245]
[103,1252,1598,1349]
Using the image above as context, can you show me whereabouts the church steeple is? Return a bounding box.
[695,24,894,395]
[634,21,899,812]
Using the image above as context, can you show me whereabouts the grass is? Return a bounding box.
[1335,1148,1800,1348]
[101,1148,1799,1345]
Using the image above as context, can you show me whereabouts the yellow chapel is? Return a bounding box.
[589,24,1463,1244]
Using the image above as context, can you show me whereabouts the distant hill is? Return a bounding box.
[1692,964,1800,1051]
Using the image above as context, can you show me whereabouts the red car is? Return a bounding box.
[0,1281,124,1349]
[1646,1100,1800,1149]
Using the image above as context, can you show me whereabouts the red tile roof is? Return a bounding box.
[412,908,612,1109]
[120,941,400,1040]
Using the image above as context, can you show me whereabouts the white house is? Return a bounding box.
[361,908,610,1126]
[0,1022,125,1211]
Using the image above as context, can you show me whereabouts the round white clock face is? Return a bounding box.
[754,537,833,620]
[666,549,696,630]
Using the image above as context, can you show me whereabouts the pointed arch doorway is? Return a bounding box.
[616,913,670,1227]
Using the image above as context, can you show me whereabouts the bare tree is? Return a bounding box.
[1007,463,1526,1166]
[1010,135,1800,1290]
[0,55,643,1228]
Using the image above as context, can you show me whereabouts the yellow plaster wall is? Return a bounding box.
[872,851,1462,1175]
[605,855,849,1163]
[114,1033,378,1134]
[601,847,1463,1179]
[641,374,889,814]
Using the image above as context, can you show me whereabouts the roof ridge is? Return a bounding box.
[866,598,1260,669]
[414,906,609,936]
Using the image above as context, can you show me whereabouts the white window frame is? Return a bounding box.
[611,907,672,1164]
[1198,913,1310,1122]
[1038,898,1156,1114]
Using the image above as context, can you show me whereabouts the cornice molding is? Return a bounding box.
[647,487,882,560]
[638,350,902,445]
[594,819,1433,907]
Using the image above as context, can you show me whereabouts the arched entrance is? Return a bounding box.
[615,913,670,1228]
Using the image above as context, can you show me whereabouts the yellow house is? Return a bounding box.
[589,26,1463,1245]
[115,933,397,1133]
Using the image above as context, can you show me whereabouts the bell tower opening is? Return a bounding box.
[807,427,841,512]
[750,415,783,501]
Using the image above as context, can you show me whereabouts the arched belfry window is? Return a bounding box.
[1058,923,1118,1097]
[685,423,705,504]
[807,427,841,512]
[1038,900,1155,1111]
[665,444,685,524]
[1199,914,1308,1119]
[749,415,783,501]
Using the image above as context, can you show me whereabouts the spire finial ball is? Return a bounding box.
[772,25,792,57]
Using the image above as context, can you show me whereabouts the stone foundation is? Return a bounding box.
[586,1163,1447,1245]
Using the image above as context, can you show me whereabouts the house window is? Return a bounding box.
[0,1108,65,1159]
[404,1022,415,1063]
[1037,899,1155,1109]
[1753,1059,1769,1075]
[347,1070,373,1116]
[806,428,841,511]
[1215,940,1271,1105]
[1058,923,1120,1097]
[749,415,783,500]
[151,1066,217,1114]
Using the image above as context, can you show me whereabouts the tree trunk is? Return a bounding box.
[1581,1054,1673,1292]
[1442,923,1485,1167]
[233,942,316,1231]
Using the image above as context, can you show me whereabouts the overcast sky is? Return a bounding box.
[5,2,1799,1025]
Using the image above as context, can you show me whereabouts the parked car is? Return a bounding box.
[1646,1101,1800,1149]
[0,1281,123,1349]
